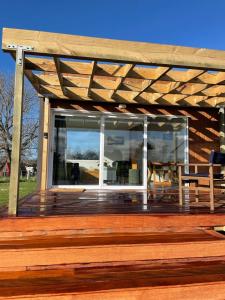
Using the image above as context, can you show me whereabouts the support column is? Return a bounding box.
[40,98,50,191]
[37,97,44,190]
[8,48,25,216]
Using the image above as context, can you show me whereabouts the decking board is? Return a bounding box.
[1,259,225,299]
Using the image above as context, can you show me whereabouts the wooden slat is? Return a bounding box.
[11,53,40,93]
[53,57,66,96]
[87,61,97,97]
[25,57,225,84]
[111,64,134,98]
[2,260,225,299]
[133,67,171,100]
[4,28,225,70]
[37,84,223,107]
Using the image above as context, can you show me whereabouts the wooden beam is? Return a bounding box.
[4,28,225,70]
[40,98,50,191]
[167,70,207,94]
[87,61,97,97]
[25,57,225,87]
[37,97,44,190]
[133,67,171,100]
[53,57,66,96]
[111,64,134,98]
[8,48,25,216]
[10,53,40,93]
[38,85,224,106]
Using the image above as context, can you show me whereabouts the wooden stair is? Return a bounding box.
[2,258,225,299]
[0,214,225,299]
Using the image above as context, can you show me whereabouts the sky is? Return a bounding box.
[1,0,225,72]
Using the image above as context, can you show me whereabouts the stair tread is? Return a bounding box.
[0,230,223,250]
[1,259,225,298]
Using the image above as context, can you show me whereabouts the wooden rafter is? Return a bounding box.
[4,28,225,106]
[111,64,134,98]
[133,67,171,100]
[24,57,225,85]
[87,61,97,97]
[167,70,207,94]
[10,53,40,93]
[53,57,66,96]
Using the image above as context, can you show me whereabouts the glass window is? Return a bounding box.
[147,116,187,164]
[103,118,144,186]
[52,115,101,185]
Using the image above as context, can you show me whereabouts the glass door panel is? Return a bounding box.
[103,118,144,186]
[52,115,101,185]
[147,116,187,183]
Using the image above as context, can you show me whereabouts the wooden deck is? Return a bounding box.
[1,188,225,299]
[1,187,225,217]
[2,258,225,299]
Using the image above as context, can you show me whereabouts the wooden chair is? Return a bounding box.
[178,151,225,211]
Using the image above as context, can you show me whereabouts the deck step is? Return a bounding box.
[1,214,225,238]
[0,230,225,270]
[1,258,225,299]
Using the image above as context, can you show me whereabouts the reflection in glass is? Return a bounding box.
[104,118,144,186]
[147,117,186,163]
[147,116,187,183]
[53,115,100,185]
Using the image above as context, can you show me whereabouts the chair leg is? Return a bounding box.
[209,165,214,212]
[178,166,183,206]
[195,181,199,203]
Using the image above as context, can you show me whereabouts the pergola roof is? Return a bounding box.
[3,28,225,107]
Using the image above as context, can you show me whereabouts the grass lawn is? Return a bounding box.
[0,178,37,207]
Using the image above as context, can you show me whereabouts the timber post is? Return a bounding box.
[40,97,50,191]
[8,45,33,216]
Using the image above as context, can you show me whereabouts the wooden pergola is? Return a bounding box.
[2,27,225,216]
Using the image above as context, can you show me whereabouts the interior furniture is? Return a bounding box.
[103,167,117,184]
[128,169,140,185]
[147,162,178,186]
[178,151,225,211]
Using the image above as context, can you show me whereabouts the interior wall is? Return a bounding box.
[50,99,220,163]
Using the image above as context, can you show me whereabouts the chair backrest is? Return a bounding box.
[209,150,225,165]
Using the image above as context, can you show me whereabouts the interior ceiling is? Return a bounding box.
[23,55,225,107]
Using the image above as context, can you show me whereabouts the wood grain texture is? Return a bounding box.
[1,259,225,299]
[3,28,225,70]
[3,28,225,105]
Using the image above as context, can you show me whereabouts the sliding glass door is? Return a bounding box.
[147,116,187,163]
[103,118,144,186]
[52,115,101,186]
[51,113,188,188]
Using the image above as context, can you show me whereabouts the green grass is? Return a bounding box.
[0,178,37,207]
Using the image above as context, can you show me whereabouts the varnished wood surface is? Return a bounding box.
[0,230,222,249]
[2,188,225,218]
[1,259,225,299]
[1,229,225,270]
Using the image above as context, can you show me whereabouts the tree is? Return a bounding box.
[0,72,39,169]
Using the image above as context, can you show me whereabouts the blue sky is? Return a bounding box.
[1,0,225,72]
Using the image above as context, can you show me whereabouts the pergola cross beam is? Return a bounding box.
[133,67,171,100]
[87,61,97,97]
[53,57,67,96]
[3,28,225,71]
[111,64,135,98]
